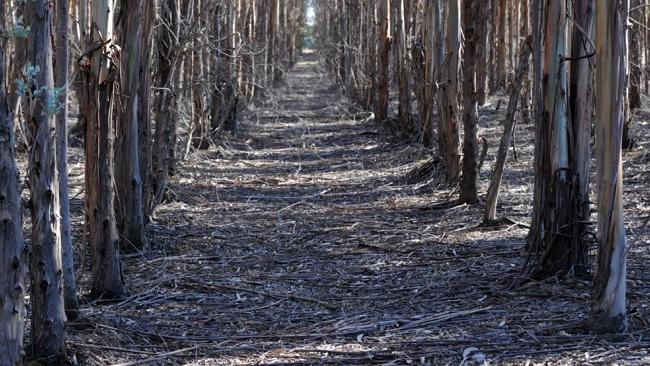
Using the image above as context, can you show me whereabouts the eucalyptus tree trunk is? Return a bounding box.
[568,0,595,264]
[245,0,257,102]
[27,0,66,359]
[419,1,433,147]
[484,42,532,222]
[590,0,628,334]
[476,0,491,105]
[366,2,377,110]
[190,0,208,150]
[496,0,507,89]
[0,2,27,363]
[153,0,180,209]
[537,0,572,266]
[269,0,278,82]
[396,0,410,134]
[629,0,642,110]
[422,0,443,148]
[55,0,80,319]
[375,0,390,127]
[139,0,155,221]
[528,0,590,278]
[527,0,545,252]
[438,0,461,181]
[459,0,479,203]
[81,0,125,299]
[116,0,147,251]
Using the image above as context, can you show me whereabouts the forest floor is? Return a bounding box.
[62,54,650,365]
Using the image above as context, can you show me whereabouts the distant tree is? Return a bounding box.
[395,0,410,134]
[375,0,390,128]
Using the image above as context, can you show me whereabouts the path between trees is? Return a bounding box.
[69,55,650,365]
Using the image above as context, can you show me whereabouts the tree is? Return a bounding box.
[476,0,491,105]
[115,0,148,251]
[527,0,590,278]
[395,0,410,134]
[590,0,628,334]
[438,0,461,181]
[153,0,181,210]
[459,0,480,203]
[26,0,66,359]
[80,0,125,299]
[139,0,155,221]
[629,0,642,110]
[568,0,595,273]
[375,0,390,128]
[55,0,80,319]
[0,2,27,364]
[484,41,532,222]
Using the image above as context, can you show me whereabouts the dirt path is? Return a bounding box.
[70,55,650,365]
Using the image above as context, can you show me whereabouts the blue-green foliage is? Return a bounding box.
[15,64,65,117]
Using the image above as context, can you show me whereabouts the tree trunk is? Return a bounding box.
[460,0,479,203]
[139,0,155,221]
[496,0,507,89]
[527,0,545,252]
[590,0,628,334]
[55,0,80,320]
[629,0,642,110]
[476,0,490,105]
[189,0,208,150]
[116,0,147,251]
[419,1,433,147]
[375,0,390,127]
[152,0,180,210]
[438,0,461,181]
[0,1,27,363]
[569,0,595,268]
[396,0,410,133]
[81,0,125,299]
[366,2,377,111]
[484,42,532,222]
[528,0,589,278]
[27,0,67,360]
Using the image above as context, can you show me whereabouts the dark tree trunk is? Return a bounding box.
[629,0,642,110]
[459,0,480,203]
[153,0,180,209]
[81,0,125,299]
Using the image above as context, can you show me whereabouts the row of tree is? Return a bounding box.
[0,0,304,364]
[316,0,647,333]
